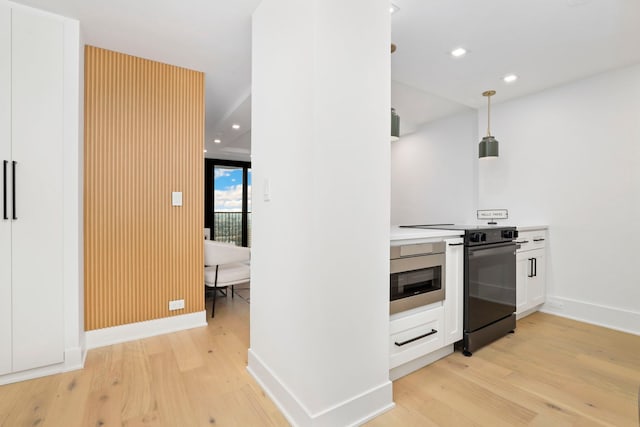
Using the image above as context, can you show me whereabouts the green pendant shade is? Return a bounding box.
[391,108,400,142]
[479,90,499,158]
[479,135,499,158]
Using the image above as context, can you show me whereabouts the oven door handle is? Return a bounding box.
[394,329,438,347]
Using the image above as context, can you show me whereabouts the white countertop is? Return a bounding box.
[390,226,463,244]
[390,224,547,244]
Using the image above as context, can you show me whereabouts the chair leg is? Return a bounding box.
[212,284,217,318]
[212,265,219,318]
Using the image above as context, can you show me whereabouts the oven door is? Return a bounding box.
[390,253,445,314]
[465,242,516,332]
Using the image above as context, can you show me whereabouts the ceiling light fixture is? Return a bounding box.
[391,108,400,142]
[203,149,207,153]
[390,4,399,14]
[214,139,221,144]
[451,47,467,58]
[503,74,518,83]
[232,124,240,130]
[479,90,499,159]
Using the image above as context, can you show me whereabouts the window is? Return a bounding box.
[204,159,251,246]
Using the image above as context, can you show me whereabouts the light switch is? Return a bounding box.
[263,178,271,202]
[172,192,183,206]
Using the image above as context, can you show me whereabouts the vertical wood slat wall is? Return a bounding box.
[84,46,204,330]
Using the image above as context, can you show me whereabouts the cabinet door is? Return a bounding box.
[515,252,529,315]
[0,1,12,376]
[10,7,65,372]
[528,250,546,307]
[443,238,463,345]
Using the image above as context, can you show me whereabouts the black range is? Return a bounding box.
[399,224,518,356]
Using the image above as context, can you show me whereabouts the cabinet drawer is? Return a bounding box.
[390,306,444,368]
[516,230,546,251]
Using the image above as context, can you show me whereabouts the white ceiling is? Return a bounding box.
[391,0,640,131]
[12,0,640,155]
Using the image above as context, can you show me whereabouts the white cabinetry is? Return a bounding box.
[516,229,547,318]
[389,236,463,380]
[443,237,463,344]
[1,3,79,379]
[389,306,444,368]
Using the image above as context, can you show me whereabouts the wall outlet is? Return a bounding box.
[169,299,185,311]
[545,298,565,310]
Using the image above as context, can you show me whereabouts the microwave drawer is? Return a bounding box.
[390,306,445,368]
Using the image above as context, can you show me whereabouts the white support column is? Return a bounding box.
[249,0,392,425]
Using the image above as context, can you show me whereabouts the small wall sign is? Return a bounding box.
[477,209,508,221]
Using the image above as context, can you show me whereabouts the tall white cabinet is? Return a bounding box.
[1,1,82,382]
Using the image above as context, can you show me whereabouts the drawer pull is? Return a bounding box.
[515,240,529,244]
[448,242,464,246]
[533,238,545,242]
[394,329,438,347]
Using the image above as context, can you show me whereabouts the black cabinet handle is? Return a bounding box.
[394,329,437,347]
[11,161,16,220]
[533,257,537,277]
[527,258,534,278]
[448,242,464,246]
[533,238,545,242]
[2,160,7,220]
[515,240,529,244]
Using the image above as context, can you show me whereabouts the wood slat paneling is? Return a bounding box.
[84,46,204,330]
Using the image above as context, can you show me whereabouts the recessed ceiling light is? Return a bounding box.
[390,4,399,14]
[232,124,240,130]
[451,47,467,58]
[503,74,518,83]
[203,149,207,153]
[214,139,221,144]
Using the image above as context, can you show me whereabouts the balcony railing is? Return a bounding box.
[213,212,252,247]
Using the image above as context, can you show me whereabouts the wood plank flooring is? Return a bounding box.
[368,313,640,427]
[0,292,638,426]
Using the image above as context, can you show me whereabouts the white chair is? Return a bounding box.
[204,240,250,317]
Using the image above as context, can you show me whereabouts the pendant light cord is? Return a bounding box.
[486,94,492,137]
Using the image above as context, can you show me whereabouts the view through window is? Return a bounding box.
[213,165,252,246]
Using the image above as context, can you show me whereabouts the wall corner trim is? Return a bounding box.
[247,349,395,427]
[85,311,207,349]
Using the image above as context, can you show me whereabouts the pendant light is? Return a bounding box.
[479,90,499,158]
[390,43,400,142]
[391,108,400,142]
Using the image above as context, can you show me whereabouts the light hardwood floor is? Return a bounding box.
[0,293,638,426]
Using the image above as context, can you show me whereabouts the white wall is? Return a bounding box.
[249,0,393,426]
[391,110,477,225]
[478,64,640,334]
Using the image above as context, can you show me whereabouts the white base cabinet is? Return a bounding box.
[0,2,81,381]
[443,237,463,344]
[389,237,463,378]
[516,229,547,318]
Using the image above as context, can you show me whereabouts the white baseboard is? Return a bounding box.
[64,346,84,370]
[85,310,207,349]
[247,349,394,427]
[541,296,640,336]
[0,346,86,386]
[0,359,80,386]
